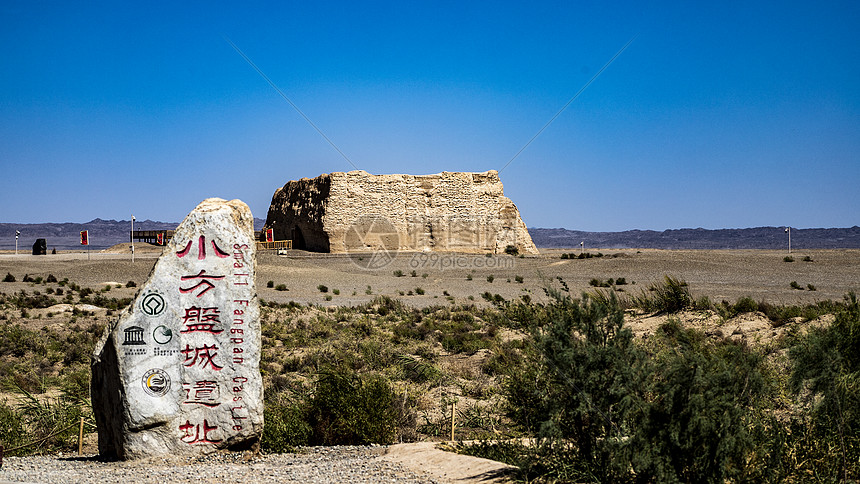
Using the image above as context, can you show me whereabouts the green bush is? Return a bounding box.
[787,292,860,480]
[503,291,643,481]
[504,245,519,256]
[630,320,768,483]
[0,401,27,452]
[3,272,15,282]
[275,284,287,291]
[262,399,312,452]
[308,369,397,445]
[784,256,795,262]
[266,280,274,288]
[790,281,803,290]
[393,270,404,277]
[317,284,329,293]
[486,275,494,283]
[732,296,760,315]
[498,290,770,482]
[631,275,692,313]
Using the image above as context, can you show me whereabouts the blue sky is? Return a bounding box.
[1,1,858,230]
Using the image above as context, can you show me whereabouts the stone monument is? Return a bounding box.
[91,198,263,459]
[262,170,539,255]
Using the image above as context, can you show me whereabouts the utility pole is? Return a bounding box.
[15,230,19,255]
[785,227,791,254]
[131,215,136,263]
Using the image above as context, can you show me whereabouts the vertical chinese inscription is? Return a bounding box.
[170,232,258,446]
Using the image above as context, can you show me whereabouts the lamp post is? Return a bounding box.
[131,215,136,263]
[785,227,791,254]
[15,230,19,255]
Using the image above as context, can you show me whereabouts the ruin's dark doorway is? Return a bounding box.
[291,226,306,250]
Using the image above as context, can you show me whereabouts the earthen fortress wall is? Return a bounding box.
[263,170,538,255]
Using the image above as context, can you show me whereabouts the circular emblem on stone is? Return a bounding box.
[153,325,173,344]
[345,214,400,270]
[142,368,171,397]
[141,291,166,317]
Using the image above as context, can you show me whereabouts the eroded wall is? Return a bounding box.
[263,170,538,255]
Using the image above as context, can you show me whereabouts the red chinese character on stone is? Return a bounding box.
[179,419,222,444]
[182,380,220,407]
[180,344,223,371]
[181,306,223,334]
[176,235,230,260]
[179,270,225,297]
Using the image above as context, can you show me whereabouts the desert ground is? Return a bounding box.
[0,245,857,482]
[1,245,857,309]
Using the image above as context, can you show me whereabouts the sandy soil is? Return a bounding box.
[2,246,857,310]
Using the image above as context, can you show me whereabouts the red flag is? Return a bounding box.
[266,228,274,242]
[157,232,164,245]
[80,230,89,246]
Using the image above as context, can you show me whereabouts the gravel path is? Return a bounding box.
[0,447,441,484]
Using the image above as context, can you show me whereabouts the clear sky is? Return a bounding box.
[1,1,858,231]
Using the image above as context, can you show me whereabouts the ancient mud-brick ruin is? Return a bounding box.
[262,170,539,255]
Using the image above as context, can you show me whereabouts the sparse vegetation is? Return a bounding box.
[630,275,693,313]
[561,252,604,260]
[784,255,795,262]
[0,262,855,481]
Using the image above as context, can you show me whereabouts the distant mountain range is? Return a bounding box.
[529,226,860,250]
[0,218,267,251]
[1,219,858,251]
